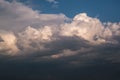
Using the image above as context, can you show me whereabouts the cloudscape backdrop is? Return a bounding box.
[0,0,120,80]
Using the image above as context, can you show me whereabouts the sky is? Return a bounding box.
[18,0,120,22]
[0,0,120,80]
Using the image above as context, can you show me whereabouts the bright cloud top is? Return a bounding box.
[0,30,19,55]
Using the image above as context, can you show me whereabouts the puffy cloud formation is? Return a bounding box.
[0,30,19,55]
[60,13,120,44]
[17,26,53,53]
[0,0,120,65]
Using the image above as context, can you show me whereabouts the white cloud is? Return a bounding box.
[0,0,69,31]
[46,0,59,8]
[60,13,120,44]
[46,0,58,4]
[17,26,53,53]
[0,30,19,55]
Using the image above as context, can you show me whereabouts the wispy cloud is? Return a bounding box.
[46,0,58,4]
[46,0,59,8]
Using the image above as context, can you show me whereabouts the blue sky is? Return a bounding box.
[17,0,120,22]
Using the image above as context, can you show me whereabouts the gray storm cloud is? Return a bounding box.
[0,0,120,64]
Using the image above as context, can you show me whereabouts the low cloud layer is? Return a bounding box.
[0,0,120,65]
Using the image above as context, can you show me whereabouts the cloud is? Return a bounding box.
[46,0,59,8]
[48,48,92,59]
[0,30,19,55]
[17,26,53,53]
[0,0,120,65]
[60,13,120,44]
[46,0,58,4]
[0,0,69,31]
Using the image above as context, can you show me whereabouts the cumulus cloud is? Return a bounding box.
[17,26,53,53]
[60,13,120,44]
[0,30,19,55]
[0,0,120,65]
